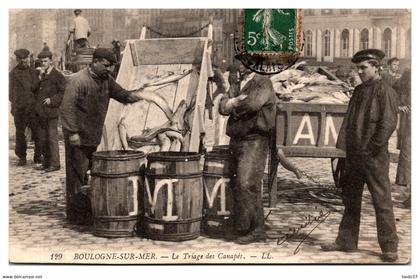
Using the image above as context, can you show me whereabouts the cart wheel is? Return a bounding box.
[331,158,345,188]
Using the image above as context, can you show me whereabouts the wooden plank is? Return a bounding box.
[279,145,346,158]
[129,42,140,66]
[189,40,210,152]
[133,38,206,65]
[277,102,348,113]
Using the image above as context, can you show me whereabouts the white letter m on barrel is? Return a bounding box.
[203,177,230,215]
[145,178,179,221]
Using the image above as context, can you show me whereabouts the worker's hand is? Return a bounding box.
[43,98,51,105]
[236,94,248,101]
[398,106,410,114]
[69,133,81,146]
[228,94,247,108]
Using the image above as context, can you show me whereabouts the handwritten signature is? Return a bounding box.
[272,208,331,255]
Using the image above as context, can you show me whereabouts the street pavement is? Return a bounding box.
[8,133,410,264]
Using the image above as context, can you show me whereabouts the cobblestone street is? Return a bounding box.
[8,133,411,265]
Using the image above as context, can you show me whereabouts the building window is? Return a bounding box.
[323,30,331,57]
[304,10,315,16]
[341,29,349,57]
[340,9,350,14]
[305,30,313,57]
[360,28,369,50]
[383,28,392,57]
[321,9,332,15]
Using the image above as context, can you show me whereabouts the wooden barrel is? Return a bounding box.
[90,150,146,238]
[143,152,203,241]
[202,150,234,235]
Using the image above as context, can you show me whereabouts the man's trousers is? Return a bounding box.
[13,109,42,161]
[229,135,269,233]
[336,148,399,253]
[64,138,96,225]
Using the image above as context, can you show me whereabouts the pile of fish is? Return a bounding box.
[118,69,193,152]
[270,62,352,104]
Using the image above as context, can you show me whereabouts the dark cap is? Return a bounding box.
[74,9,82,14]
[93,48,117,64]
[14,48,30,59]
[37,50,53,59]
[351,49,385,64]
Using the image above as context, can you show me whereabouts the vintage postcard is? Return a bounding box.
[6,7,412,269]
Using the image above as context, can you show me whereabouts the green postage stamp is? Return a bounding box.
[235,9,303,74]
[243,9,302,56]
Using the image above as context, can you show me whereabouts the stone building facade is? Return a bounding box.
[9,9,410,68]
[302,9,411,67]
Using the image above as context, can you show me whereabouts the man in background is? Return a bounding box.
[381,57,401,86]
[9,48,42,166]
[69,9,91,50]
[33,49,66,172]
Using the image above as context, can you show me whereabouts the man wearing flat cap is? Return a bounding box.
[9,48,42,166]
[60,48,144,225]
[321,49,400,262]
[33,50,66,172]
[219,58,276,244]
[69,9,91,50]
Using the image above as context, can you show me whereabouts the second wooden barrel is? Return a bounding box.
[143,152,203,241]
[202,150,234,235]
[90,150,146,238]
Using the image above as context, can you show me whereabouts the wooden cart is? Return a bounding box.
[98,25,214,153]
[267,102,348,206]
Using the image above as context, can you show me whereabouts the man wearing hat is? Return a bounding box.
[33,49,66,172]
[219,59,276,244]
[69,9,91,49]
[60,48,144,225]
[9,48,42,166]
[321,49,399,262]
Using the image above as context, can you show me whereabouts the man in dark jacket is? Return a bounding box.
[219,61,276,244]
[9,48,42,166]
[321,49,399,262]
[60,48,144,225]
[33,50,66,172]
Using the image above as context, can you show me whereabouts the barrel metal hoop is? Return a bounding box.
[92,151,146,161]
[93,156,145,162]
[93,230,135,236]
[202,172,229,178]
[143,216,202,224]
[145,172,202,179]
[90,171,141,178]
[147,152,201,162]
[95,215,139,222]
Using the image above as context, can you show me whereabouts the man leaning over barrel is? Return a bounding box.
[321,49,399,262]
[60,48,144,225]
[219,57,276,244]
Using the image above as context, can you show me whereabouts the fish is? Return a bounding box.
[133,90,173,120]
[143,69,193,88]
[332,91,350,103]
[127,100,188,143]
